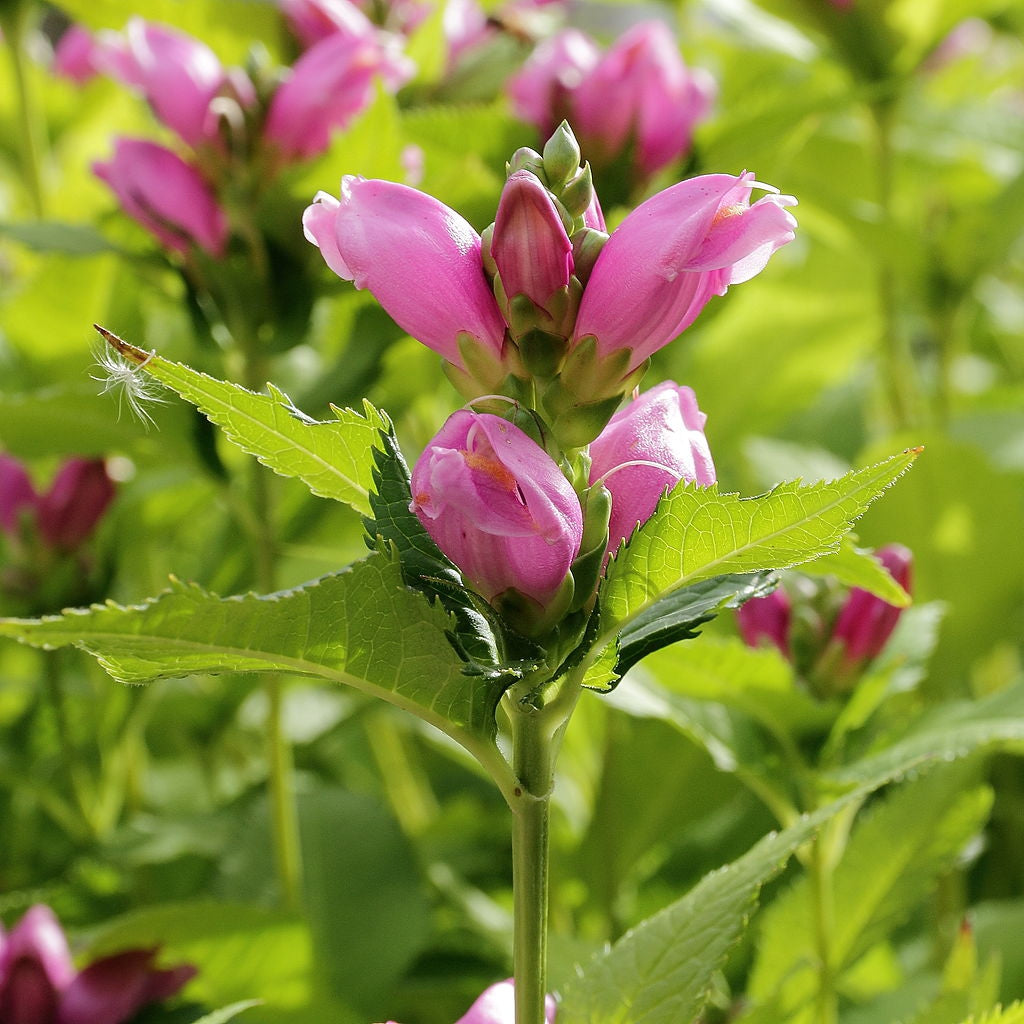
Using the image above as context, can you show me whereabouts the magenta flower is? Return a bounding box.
[93,138,230,257]
[573,172,797,372]
[0,454,37,536]
[52,25,102,85]
[736,588,792,658]
[35,459,117,552]
[281,0,381,48]
[0,905,194,1024]
[303,177,505,365]
[378,977,556,1024]
[264,29,413,162]
[410,411,583,610]
[509,22,714,182]
[831,544,912,665]
[97,19,248,148]
[492,170,573,311]
[588,381,715,557]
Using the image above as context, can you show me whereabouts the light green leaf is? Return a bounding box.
[800,537,912,606]
[960,1004,1024,1024]
[0,220,117,255]
[95,329,386,516]
[188,1001,263,1024]
[598,450,920,642]
[750,765,994,1016]
[0,553,505,768]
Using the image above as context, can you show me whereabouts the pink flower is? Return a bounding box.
[377,977,557,1024]
[831,544,912,665]
[573,172,797,372]
[492,170,573,311]
[736,588,792,658]
[93,138,230,257]
[35,459,116,551]
[410,411,582,610]
[303,177,505,365]
[52,25,101,85]
[264,29,413,161]
[281,0,379,48]
[0,905,194,1024]
[588,381,715,557]
[509,22,715,182]
[96,19,249,148]
[0,454,37,536]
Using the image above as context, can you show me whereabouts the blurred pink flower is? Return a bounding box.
[378,977,556,1024]
[589,381,716,557]
[93,138,230,257]
[736,587,791,658]
[52,25,101,85]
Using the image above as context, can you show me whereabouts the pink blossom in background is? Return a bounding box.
[589,381,716,557]
[736,588,792,658]
[0,904,194,1024]
[410,411,583,608]
[280,0,382,47]
[52,25,101,84]
[93,138,229,257]
[378,977,557,1023]
[573,172,797,371]
[264,29,413,161]
[0,455,37,536]
[96,19,251,148]
[509,21,715,182]
[303,176,505,365]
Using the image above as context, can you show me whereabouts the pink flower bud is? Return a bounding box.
[588,381,715,557]
[456,978,557,1023]
[52,25,102,85]
[281,0,378,48]
[35,459,115,551]
[573,172,797,371]
[410,411,582,608]
[830,544,912,664]
[58,948,196,1024]
[736,588,792,658]
[570,21,716,181]
[0,454,37,536]
[507,29,600,133]
[264,30,413,162]
[0,906,75,1024]
[492,171,573,310]
[96,19,239,147]
[93,138,229,257]
[303,177,506,366]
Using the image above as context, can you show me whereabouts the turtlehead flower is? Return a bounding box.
[281,0,382,48]
[93,138,230,257]
[509,22,715,183]
[0,455,37,536]
[378,977,557,1024]
[588,381,715,557]
[96,18,252,147]
[573,172,797,373]
[304,177,505,365]
[52,25,102,85]
[265,26,413,161]
[0,904,194,1024]
[736,587,791,658]
[410,411,583,619]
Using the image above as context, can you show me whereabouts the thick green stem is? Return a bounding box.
[809,833,839,1024]
[509,704,556,1024]
[3,6,47,217]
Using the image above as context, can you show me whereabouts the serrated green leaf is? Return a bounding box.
[750,766,994,1017]
[613,571,778,680]
[0,219,117,255]
[801,537,912,606]
[598,450,919,644]
[960,1003,1024,1024]
[0,553,505,764]
[95,331,386,515]
[187,1001,263,1024]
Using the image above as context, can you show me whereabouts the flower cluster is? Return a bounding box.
[73,9,412,258]
[306,123,795,634]
[737,544,913,694]
[508,21,715,186]
[0,904,194,1024]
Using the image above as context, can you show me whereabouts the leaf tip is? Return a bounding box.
[94,324,149,365]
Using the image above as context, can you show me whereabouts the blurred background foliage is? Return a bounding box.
[0,0,1022,1021]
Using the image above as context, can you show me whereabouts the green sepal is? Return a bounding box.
[550,393,626,449]
[567,482,612,613]
[519,327,570,378]
[493,573,575,639]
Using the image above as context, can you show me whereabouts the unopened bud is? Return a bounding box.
[570,228,609,286]
[542,122,581,190]
[480,223,497,278]
[560,163,594,220]
[507,147,546,181]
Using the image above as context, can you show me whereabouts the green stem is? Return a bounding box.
[809,832,839,1024]
[509,702,556,1024]
[3,5,47,217]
